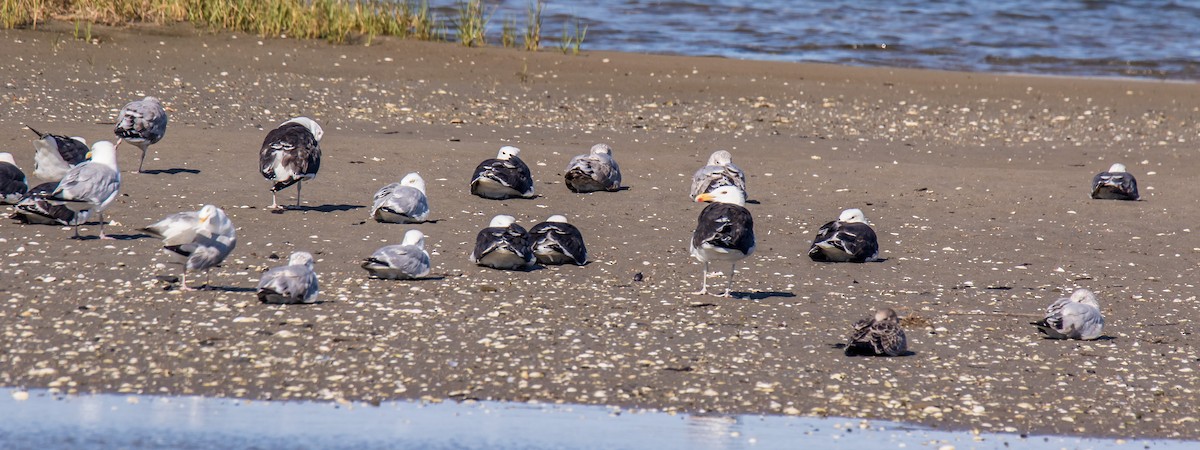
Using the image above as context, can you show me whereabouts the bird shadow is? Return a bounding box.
[140,168,201,175]
[194,285,256,293]
[831,343,917,357]
[272,204,365,213]
[738,290,796,300]
[70,233,152,241]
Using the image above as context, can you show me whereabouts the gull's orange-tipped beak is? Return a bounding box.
[695,193,714,203]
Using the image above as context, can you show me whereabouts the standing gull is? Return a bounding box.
[27,126,88,181]
[529,215,588,266]
[371,172,430,223]
[44,141,121,239]
[1090,163,1139,201]
[260,117,323,210]
[469,214,535,270]
[257,251,320,304]
[809,208,880,263]
[113,96,168,173]
[690,185,755,297]
[844,308,909,357]
[11,181,87,226]
[470,146,535,200]
[362,229,432,280]
[1031,288,1105,340]
[690,150,746,201]
[564,143,622,193]
[0,153,29,204]
[141,204,238,291]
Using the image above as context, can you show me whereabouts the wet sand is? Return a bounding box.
[1,23,1199,439]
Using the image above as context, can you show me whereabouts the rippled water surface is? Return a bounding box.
[443,0,1200,80]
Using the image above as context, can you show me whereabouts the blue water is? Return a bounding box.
[439,0,1200,80]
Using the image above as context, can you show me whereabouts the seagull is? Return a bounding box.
[690,185,755,297]
[564,143,621,193]
[469,214,535,270]
[690,150,746,201]
[257,251,320,304]
[113,96,168,173]
[370,172,430,223]
[27,126,88,181]
[1031,288,1105,340]
[529,214,588,265]
[470,146,535,200]
[260,117,323,210]
[1091,163,1139,201]
[361,229,432,280]
[844,308,909,357]
[0,153,29,204]
[43,141,121,239]
[141,204,238,291]
[11,181,88,226]
[809,208,880,263]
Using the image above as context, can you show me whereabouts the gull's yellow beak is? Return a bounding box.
[695,193,714,203]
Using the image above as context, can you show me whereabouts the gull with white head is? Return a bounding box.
[141,204,237,291]
[690,185,755,297]
[258,251,320,304]
[809,208,880,263]
[44,141,121,239]
[1090,163,1139,201]
[470,146,535,200]
[529,214,588,265]
[1031,288,1105,340]
[371,172,430,223]
[690,150,746,201]
[470,214,536,270]
[0,152,28,204]
[260,117,323,210]
[564,143,622,193]
[362,229,433,279]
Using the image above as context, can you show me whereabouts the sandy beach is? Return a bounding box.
[1,23,1199,439]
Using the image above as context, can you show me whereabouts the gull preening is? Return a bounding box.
[469,214,535,270]
[260,117,323,210]
[470,146,535,200]
[564,143,621,193]
[362,229,432,279]
[44,141,121,239]
[844,308,909,357]
[690,150,746,201]
[141,204,237,291]
[690,185,755,297]
[370,172,430,223]
[1031,288,1105,340]
[27,126,88,181]
[1091,163,1139,201]
[809,208,880,263]
[529,214,588,266]
[0,153,28,204]
[11,182,88,226]
[113,96,168,173]
[257,251,320,304]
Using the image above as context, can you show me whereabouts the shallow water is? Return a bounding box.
[440,0,1200,80]
[0,389,1193,449]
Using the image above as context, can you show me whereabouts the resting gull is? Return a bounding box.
[1090,163,1139,201]
[362,229,432,279]
[844,308,909,357]
[371,172,430,223]
[0,153,29,204]
[260,117,323,210]
[529,214,588,266]
[141,204,237,291]
[469,214,535,270]
[470,146,535,200]
[564,143,621,193]
[1031,288,1105,340]
[44,141,121,239]
[11,181,88,226]
[113,96,168,173]
[27,126,88,181]
[690,185,755,297]
[809,208,880,263]
[690,150,746,201]
[257,251,320,304]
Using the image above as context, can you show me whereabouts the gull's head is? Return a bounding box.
[546,214,569,224]
[839,208,868,224]
[0,152,15,165]
[198,204,218,224]
[402,229,426,248]
[283,117,324,142]
[289,251,315,269]
[401,172,426,193]
[707,150,734,166]
[497,146,521,160]
[1107,163,1127,173]
[142,96,163,106]
[1070,288,1100,308]
[695,185,746,206]
[87,141,118,165]
[590,143,613,156]
[874,308,899,322]
[489,214,517,228]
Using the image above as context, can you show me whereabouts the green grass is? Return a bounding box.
[452,0,489,47]
[557,19,586,55]
[522,0,543,51]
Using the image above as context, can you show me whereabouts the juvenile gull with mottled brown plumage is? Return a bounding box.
[845,308,908,357]
[113,96,168,173]
[260,117,323,210]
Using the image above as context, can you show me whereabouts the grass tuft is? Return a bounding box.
[453,0,488,47]
[522,0,543,51]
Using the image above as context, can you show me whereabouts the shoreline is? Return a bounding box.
[1,24,1199,440]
